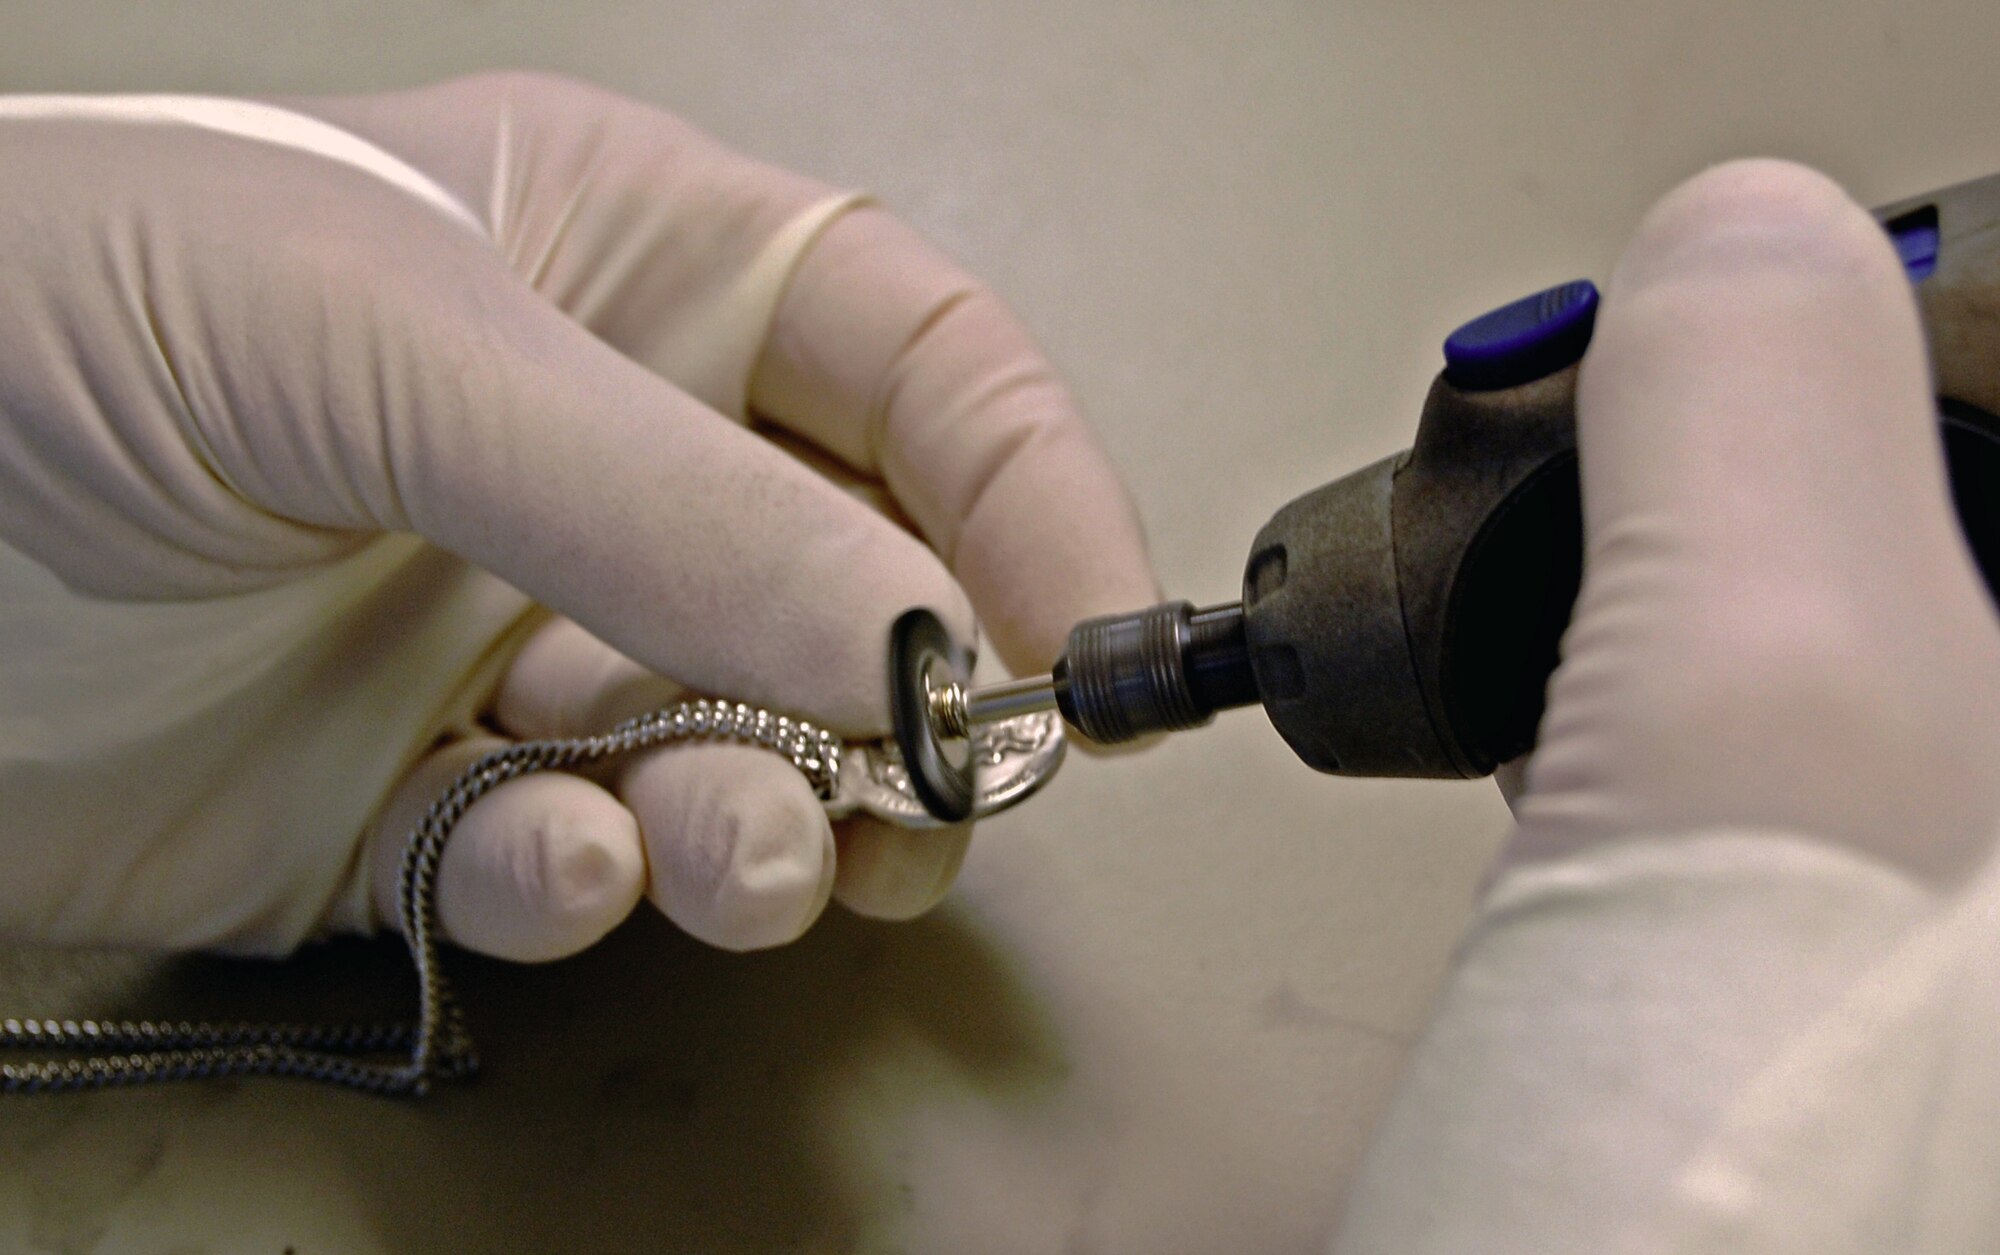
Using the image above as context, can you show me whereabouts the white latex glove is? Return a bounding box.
[0,73,1157,960]
[1501,158,2000,881]
[1335,161,2000,1253]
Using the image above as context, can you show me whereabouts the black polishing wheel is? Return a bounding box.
[888,608,976,822]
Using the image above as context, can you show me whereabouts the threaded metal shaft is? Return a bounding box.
[929,601,1254,748]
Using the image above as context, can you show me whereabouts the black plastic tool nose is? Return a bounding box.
[1053,601,1258,744]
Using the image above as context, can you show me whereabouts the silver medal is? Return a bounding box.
[828,710,1067,828]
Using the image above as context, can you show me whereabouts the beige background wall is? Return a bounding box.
[1,3,1996,1251]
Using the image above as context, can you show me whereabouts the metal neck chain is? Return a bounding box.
[1,699,840,1096]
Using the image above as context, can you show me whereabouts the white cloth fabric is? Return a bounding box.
[0,94,542,952]
[1332,830,2000,1254]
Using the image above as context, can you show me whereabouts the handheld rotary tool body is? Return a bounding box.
[892,170,2000,822]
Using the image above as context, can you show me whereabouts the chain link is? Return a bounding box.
[2,699,841,1096]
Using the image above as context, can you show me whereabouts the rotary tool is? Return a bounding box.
[890,169,2000,823]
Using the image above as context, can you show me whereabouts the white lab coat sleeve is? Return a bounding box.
[1329,829,2000,1255]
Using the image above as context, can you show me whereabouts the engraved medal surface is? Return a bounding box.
[829,710,1067,828]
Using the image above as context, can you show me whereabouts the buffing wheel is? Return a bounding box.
[887,608,975,822]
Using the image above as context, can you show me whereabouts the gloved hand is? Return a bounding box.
[0,72,1157,960]
[1503,158,2000,881]
[1335,160,2000,1254]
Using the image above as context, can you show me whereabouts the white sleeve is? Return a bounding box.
[1329,830,2000,1255]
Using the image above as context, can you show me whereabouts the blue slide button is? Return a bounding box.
[1442,279,1600,392]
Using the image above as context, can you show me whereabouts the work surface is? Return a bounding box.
[3,2,1998,1251]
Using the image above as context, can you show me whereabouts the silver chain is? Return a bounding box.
[1,698,841,1097]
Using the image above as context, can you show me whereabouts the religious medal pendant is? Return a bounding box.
[827,709,1066,828]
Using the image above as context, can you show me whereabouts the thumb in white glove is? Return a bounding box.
[0,72,1159,960]
[1506,158,2000,881]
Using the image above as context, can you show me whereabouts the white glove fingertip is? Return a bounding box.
[368,738,645,963]
[832,818,972,921]
[436,772,647,963]
[621,743,837,951]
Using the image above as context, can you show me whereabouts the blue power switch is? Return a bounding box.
[1442,279,1600,391]
[1883,206,1940,282]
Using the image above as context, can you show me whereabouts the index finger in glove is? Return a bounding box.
[750,207,1163,675]
[187,182,971,738]
[291,76,1156,674]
